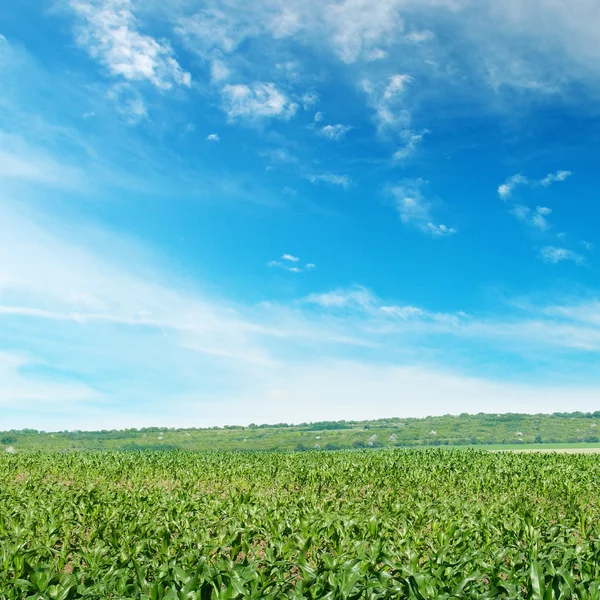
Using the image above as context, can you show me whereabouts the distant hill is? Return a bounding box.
[2,411,600,452]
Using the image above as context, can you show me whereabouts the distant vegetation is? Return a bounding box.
[3,411,600,452]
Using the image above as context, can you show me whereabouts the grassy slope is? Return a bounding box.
[2,410,600,452]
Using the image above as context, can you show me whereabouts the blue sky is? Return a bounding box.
[1,0,600,430]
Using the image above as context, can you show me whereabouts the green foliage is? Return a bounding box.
[2,450,600,597]
[3,411,600,453]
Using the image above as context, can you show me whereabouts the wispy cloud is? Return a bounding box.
[498,174,529,199]
[306,286,455,323]
[363,74,412,133]
[540,246,584,265]
[392,129,427,161]
[362,75,427,162]
[498,170,578,261]
[107,82,147,123]
[221,82,298,121]
[0,133,85,189]
[510,205,553,230]
[301,92,319,109]
[0,202,271,359]
[206,133,220,142]
[210,59,230,82]
[307,173,351,188]
[69,0,191,89]
[324,0,405,63]
[0,352,101,409]
[318,124,353,140]
[498,170,572,199]
[541,170,573,187]
[301,284,600,356]
[390,180,456,237]
[306,287,379,310]
[268,253,314,272]
[259,148,298,166]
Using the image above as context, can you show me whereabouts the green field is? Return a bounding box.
[3,411,600,453]
[3,449,600,598]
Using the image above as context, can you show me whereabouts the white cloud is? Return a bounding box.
[107,83,147,123]
[541,170,573,186]
[581,241,594,251]
[306,287,378,310]
[390,181,456,237]
[173,6,257,57]
[366,48,388,61]
[301,285,600,356]
[498,170,572,199]
[268,254,314,273]
[275,60,301,82]
[306,287,429,320]
[510,205,531,223]
[542,301,600,328]
[426,223,458,237]
[540,246,584,265]
[210,59,230,82]
[301,91,319,109]
[498,174,529,199]
[307,173,351,188]
[262,148,291,162]
[364,74,412,132]
[306,288,431,321]
[268,260,312,273]
[271,9,302,38]
[318,124,353,140]
[69,0,191,89]
[396,194,429,223]
[510,205,553,230]
[393,129,427,161]
[323,0,405,63]
[221,82,298,121]
[206,133,220,141]
[383,74,411,100]
[532,206,552,229]
[314,111,324,122]
[380,305,424,319]
[405,30,434,43]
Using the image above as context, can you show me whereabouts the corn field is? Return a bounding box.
[2,450,600,599]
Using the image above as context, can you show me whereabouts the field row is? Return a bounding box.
[2,450,600,598]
